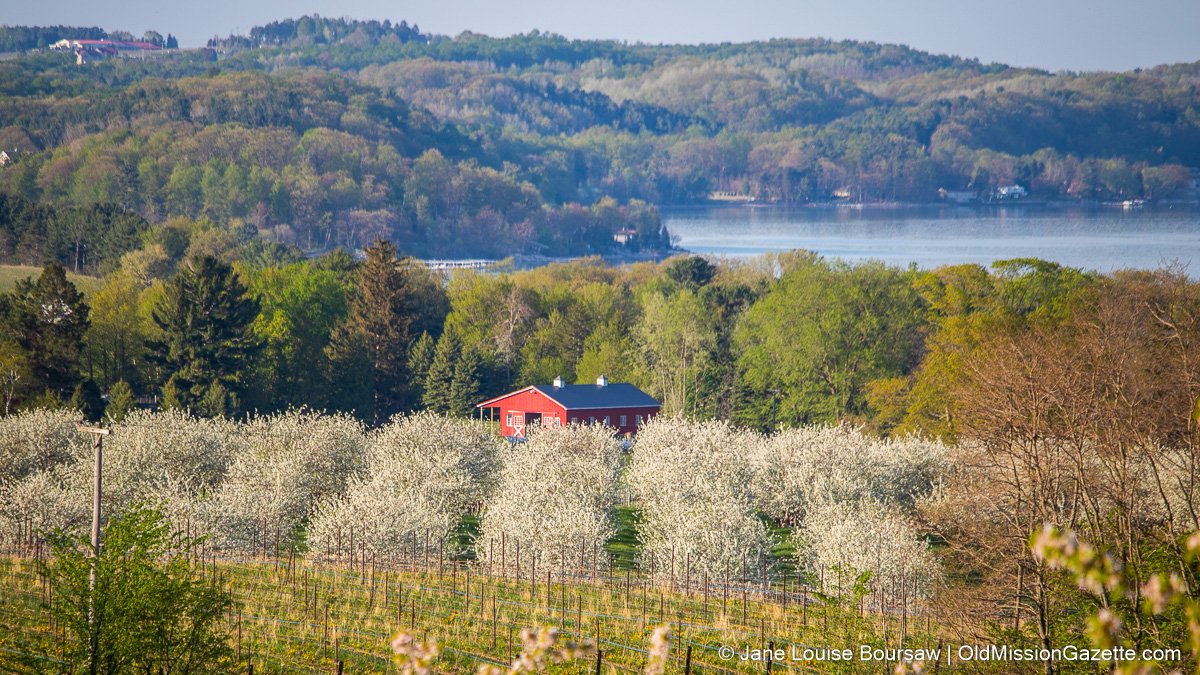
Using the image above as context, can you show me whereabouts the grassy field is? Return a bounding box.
[0,551,936,674]
[0,264,101,294]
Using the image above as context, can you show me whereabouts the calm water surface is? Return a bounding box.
[664,204,1200,272]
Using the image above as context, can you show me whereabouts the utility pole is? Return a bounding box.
[78,423,109,675]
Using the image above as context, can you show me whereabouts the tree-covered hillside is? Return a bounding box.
[206,19,1200,204]
[0,17,1197,263]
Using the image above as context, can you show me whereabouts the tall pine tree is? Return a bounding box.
[406,331,436,404]
[449,345,483,417]
[1,263,89,399]
[148,256,261,417]
[422,331,457,414]
[327,240,431,422]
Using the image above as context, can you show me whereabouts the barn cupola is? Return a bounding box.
[596,374,608,387]
[553,375,565,388]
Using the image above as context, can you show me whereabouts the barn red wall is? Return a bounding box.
[487,389,567,437]
[481,387,660,438]
[563,406,659,436]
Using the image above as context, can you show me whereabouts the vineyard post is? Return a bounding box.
[684,645,692,674]
[78,423,108,675]
[802,581,808,627]
[723,573,728,617]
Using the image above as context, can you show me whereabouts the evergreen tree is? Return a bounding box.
[422,332,457,414]
[323,327,374,418]
[1,263,89,399]
[105,380,135,422]
[160,376,183,412]
[406,331,436,403]
[329,240,424,422]
[449,345,483,417]
[70,378,105,422]
[147,256,261,417]
[165,33,178,49]
[195,381,231,418]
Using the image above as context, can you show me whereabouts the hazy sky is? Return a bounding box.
[7,0,1200,72]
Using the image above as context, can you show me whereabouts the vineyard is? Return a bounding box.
[0,542,939,674]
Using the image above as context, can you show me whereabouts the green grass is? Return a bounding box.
[0,553,940,674]
[0,264,101,294]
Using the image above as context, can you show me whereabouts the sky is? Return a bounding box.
[6,0,1200,72]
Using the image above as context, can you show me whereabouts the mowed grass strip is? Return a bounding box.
[0,264,101,294]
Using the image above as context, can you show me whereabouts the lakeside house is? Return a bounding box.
[476,376,661,439]
[938,188,977,204]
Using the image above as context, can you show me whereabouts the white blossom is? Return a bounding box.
[0,408,88,480]
[207,410,366,552]
[627,417,769,581]
[752,424,947,523]
[478,424,622,570]
[799,500,938,604]
[307,412,500,557]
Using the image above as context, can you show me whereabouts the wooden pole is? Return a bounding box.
[78,424,108,675]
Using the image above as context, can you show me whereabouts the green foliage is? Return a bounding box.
[449,345,483,417]
[422,331,458,415]
[735,256,926,427]
[243,261,348,411]
[0,25,108,51]
[104,379,134,422]
[40,506,235,674]
[0,194,148,274]
[147,256,261,416]
[328,240,445,421]
[0,262,90,398]
[406,331,436,403]
[0,338,31,415]
[69,378,104,422]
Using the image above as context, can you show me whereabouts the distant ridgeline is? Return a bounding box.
[0,25,178,52]
[207,17,426,50]
[0,26,107,52]
[0,16,1196,259]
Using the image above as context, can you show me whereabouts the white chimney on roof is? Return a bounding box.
[596,374,608,387]
[553,376,565,388]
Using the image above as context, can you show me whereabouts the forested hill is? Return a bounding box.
[207,18,1199,203]
[0,17,1197,264]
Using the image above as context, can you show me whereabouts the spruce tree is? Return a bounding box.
[329,240,422,422]
[324,327,374,418]
[147,256,261,416]
[406,331,436,403]
[70,378,105,422]
[449,345,483,417]
[422,332,457,414]
[1,263,89,399]
[105,380,135,422]
[160,376,183,411]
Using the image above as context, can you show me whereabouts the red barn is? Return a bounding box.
[476,376,661,438]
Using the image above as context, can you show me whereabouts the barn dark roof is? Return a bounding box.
[533,383,660,410]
